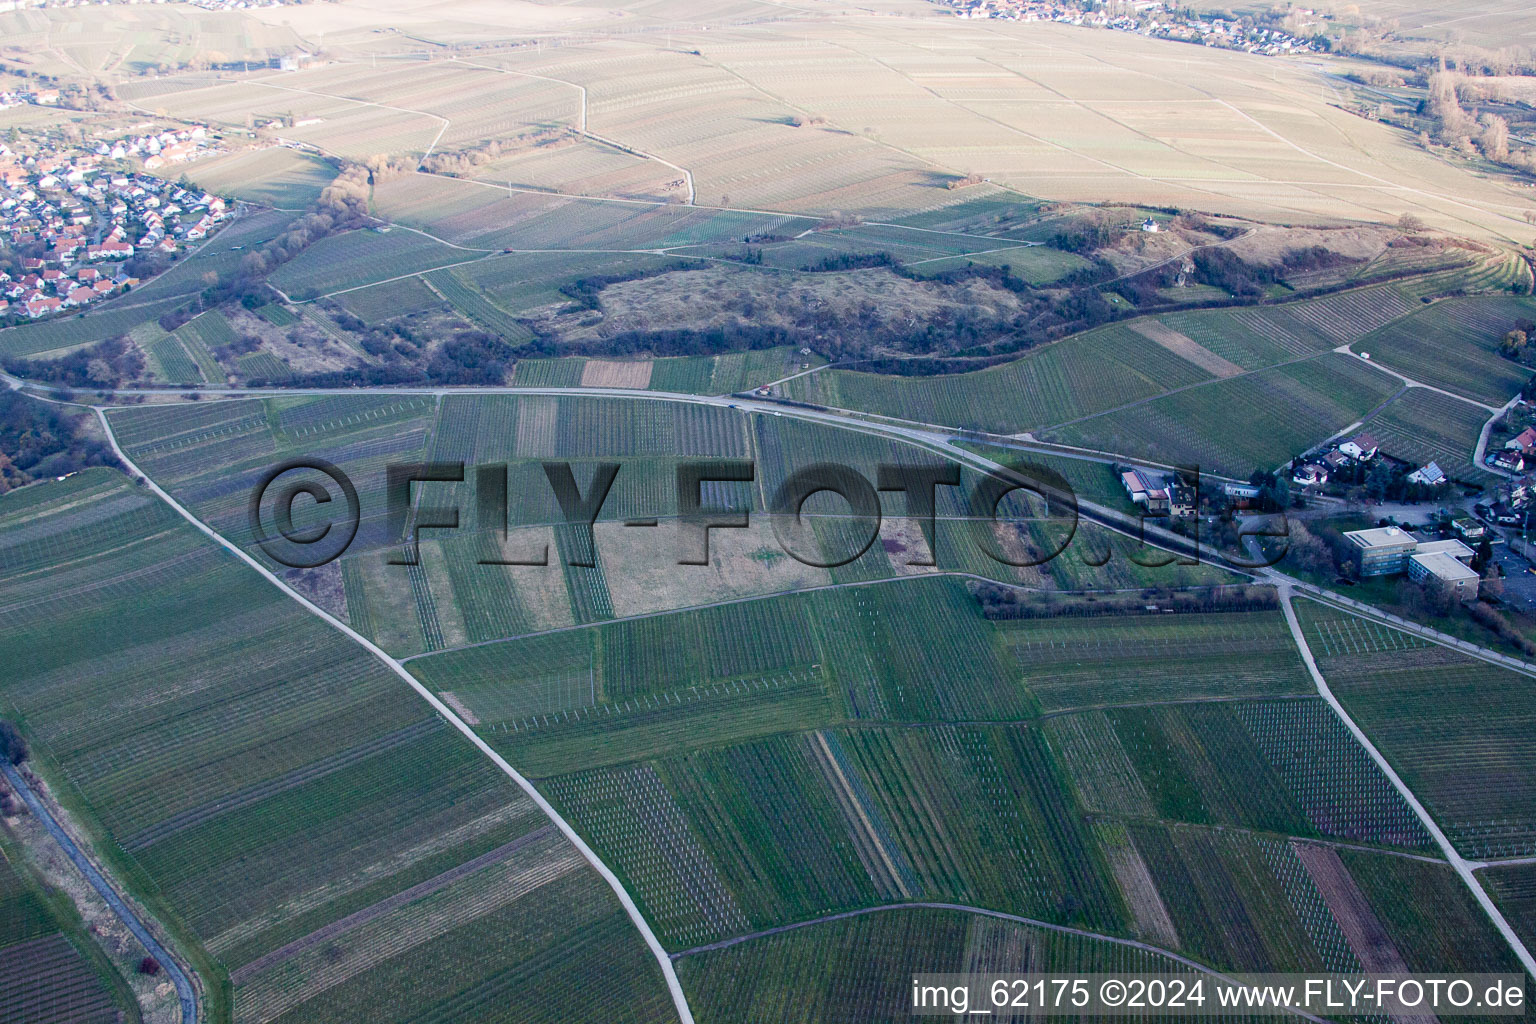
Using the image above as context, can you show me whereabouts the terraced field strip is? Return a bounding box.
[808,730,913,901]
[424,267,534,342]
[1127,320,1245,379]
[145,332,204,384]
[228,825,556,984]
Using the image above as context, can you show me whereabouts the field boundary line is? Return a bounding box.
[400,571,1256,664]
[1278,587,1536,979]
[440,57,693,204]
[1473,855,1536,869]
[447,57,589,132]
[1209,97,1533,242]
[93,407,697,1024]
[669,899,1330,1022]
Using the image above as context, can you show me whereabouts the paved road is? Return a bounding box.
[0,370,1252,576]
[1492,548,1536,614]
[1,760,198,1024]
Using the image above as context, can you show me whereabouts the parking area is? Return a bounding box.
[1492,546,1536,613]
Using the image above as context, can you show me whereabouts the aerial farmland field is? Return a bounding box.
[0,470,680,1024]
[1295,599,1536,859]
[3,0,1536,1018]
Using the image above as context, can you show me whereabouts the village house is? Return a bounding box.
[1121,469,1171,515]
[1338,432,1380,461]
[1292,462,1328,487]
[1406,462,1447,487]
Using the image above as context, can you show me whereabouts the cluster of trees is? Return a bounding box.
[137,163,377,326]
[230,165,373,291]
[1118,242,1358,305]
[418,130,564,177]
[969,581,1278,620]
[2,336,144,389]
[280,313,521,387]
[527,244,1130,375]
[0,720,25,766]
[0,390,119,494]
[1422,71,1536,173]
[1049,213,1129,254]
[1466,598,1536,655]
[1498,319,1536,365]
[1186,246,1354,299]
[212,333,263,361]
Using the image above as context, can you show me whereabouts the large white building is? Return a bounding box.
[1343,528,1476,598]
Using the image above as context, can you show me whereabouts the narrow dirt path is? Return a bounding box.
[1276,585,1536,979]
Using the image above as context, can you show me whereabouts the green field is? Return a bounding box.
[677,906,1233,1024]
[1048,698,1432,849]
[109,393,441,557]
[1296,599,1536,859]
[1363,387,1495,483]
[405,580,1302,775]
[1483,863,1536,953]
[106,396,1236,662]
[145,331,204,384]
[0,296,188,360]
[547,724,1122,947]
[1338,850,1524,977]
[254,303,299,327]
[424,268,534,342]
[187,148,339,208]
[784,321,1216,432]
[1354,295,1536,406]
[998,608,1310,711]
[170,310,237,384]
[780,282,1422,436]
[1042,354,1401,477]
[236,351,293,382]
[0,469,679,1024]
[647,348,817,395]
[269,229,472,301]
[455,250,679,314]
[336,277,444,323]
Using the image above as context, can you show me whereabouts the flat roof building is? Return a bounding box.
[1408,551,1480,601]
[1345,528,1478,596]
[1413,538,1474,560]
[1344,526,1418,576]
